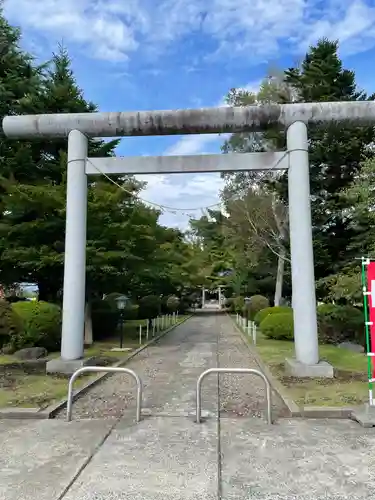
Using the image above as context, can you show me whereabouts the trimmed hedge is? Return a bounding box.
[244,295,270,320]
[260,312,294,340]
[121,304,139,321]
[12,300,62,351]
[317,303,364,345]
[91,299,120,340]
[254,306,292,326]
[232,296,245,314]
[139,295,161,319]
[0,300,22,349]
[166,295,180,312]
[225,297,234,312]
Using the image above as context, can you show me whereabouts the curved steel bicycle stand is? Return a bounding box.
[196,367,272,424]
[66,366,143,422]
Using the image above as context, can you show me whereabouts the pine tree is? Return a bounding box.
[283,39,375,281]
[0,7,43,183]
[221,39,375,292]
[0,44,120,299]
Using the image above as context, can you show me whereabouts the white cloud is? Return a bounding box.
[136,171,225,228]
[4,0,143,61]
[5,0,375,61]
[137,80,261,228]
[165,134,224,156]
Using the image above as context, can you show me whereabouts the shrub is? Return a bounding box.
[0,300,22,349]
[254,306,293,326]
[232,296,245,314]
[91,299,120,340]
[166,295,180,312]
[121,304,139,321]
[5,295,27,303]
[225,297,234,312]
[188,292,199,306]
[179,298,190,313]
[260,312,294,340]
[138,295,161,319]
[104,292,125,303]
[245,295,270,320]
[11,301,61,351]
[317,303,364,345]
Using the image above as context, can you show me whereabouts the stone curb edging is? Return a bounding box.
[0,315,193,420]
[229,314,355,420]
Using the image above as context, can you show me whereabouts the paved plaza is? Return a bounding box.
[1,315,373,499]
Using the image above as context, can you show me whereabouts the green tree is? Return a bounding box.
[0,46,120,299]
[0,7,44,184]
[221,38,375,297]
[281,40,375,283]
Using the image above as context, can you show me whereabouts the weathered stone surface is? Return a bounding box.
[285,358,334,378]
[14,347,47,360]
[338,341,365,353]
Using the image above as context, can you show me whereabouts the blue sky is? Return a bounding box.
[4,0,375,228]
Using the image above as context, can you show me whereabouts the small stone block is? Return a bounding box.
[0,407,48,420]
[351,403,375,428]
[285,358,334,378]
[46,357,96,375]
[302,406,351,419]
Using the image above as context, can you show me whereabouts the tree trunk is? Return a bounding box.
[84,301,93,346]
[274,248,285,306]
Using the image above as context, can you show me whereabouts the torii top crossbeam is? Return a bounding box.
[3,101,375,139]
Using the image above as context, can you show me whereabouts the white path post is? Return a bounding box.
[60,130,88,362]
[152,318,155,336]
[287,121,321,371]
[146,321,149,340]
[253,323,257,345]
[139,324,142,345]
[202,287,205,308]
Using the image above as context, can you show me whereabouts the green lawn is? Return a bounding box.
[238,321,368,408]
[0,314,188,409]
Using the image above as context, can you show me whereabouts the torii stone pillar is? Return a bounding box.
[285,122,331,376]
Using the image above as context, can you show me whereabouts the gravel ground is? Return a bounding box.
[218,316,289,418]
[54,347,174,420]
[54,313,288,421]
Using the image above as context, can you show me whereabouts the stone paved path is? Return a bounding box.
[1,313,374,500]
[55,313,286,420]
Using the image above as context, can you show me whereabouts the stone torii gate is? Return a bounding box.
[3,101,374,376]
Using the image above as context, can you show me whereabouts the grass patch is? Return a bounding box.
[237,319,368,408]
[0,373,92,408]
[0,314,189,409]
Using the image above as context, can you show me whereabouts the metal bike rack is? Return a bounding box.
[196,368,272,424]
[66,366,143,422]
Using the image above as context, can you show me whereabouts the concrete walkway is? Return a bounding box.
[0,314,374,499]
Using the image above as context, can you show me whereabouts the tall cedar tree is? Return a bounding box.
[0,46,119,300]
[281,39,375,282]
[222,39,375,292]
